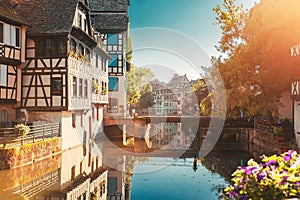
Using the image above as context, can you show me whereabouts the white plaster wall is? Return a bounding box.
[279,91,293,120]
[294,102,300,147]
[61,111,83,150]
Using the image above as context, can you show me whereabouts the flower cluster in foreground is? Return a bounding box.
[223,150,300,199]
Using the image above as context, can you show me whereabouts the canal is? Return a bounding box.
[0,121,298,200]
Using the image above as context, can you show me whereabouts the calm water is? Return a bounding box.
[0,121,293,199]
[131,158,228,200]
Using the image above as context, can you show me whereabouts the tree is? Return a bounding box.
[136,84,155,112]
[126,65,154,106]
[213,0,297,118]
[192,79,210,116]
[128,87,141,106]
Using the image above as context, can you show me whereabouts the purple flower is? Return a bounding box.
[266,160,277,166]
[280,176,288,185]
[243,166,257,175]
[284,150,293,162]
[229,191,239,198]
[257,172,265,181]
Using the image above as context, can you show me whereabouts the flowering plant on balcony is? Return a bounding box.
[102,88,108,95]
[14,124,30,136]
[92,80,100,94]
[222,150,300,199]
[69,51,78,59]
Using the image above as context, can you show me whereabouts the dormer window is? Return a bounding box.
[0,23,20,47]
[36,37,66,57]
[78,13,82,29]
[84,19,87,32]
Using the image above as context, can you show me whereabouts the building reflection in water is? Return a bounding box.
[0,144,108,200]
[1,121,298,200]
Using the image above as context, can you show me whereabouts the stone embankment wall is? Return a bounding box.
[241,129,290,159]
[0,137,62,169]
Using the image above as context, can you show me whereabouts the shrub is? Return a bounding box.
[223,150,300,199]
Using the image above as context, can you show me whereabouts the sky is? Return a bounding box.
[128,0,258,82]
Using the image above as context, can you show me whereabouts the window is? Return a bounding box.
[108,77,118,91]
[0,65,7,86]
[45,38,51,55]
[70,39,76,52]
[84,19,87,32]
[0,23,3,43]
[59,40,65,55]
[107,34,118,45]
[15,27,20,47]
[85,48,90,62]
[36,38,66,57]
[71,166,75,180]
[78,13,82,29]
[52,78,62,95]
[0,110,7,122]
[103,59,106,72]
[79,78,83,97]
[73,76,77,97]
[108,178,118,193]
[78,44,84,56]
[84,79,88,98]
[108,54,118,67]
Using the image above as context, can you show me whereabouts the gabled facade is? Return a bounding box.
[168,74,194,115]
[0,0,27,124]
[90,0,130,118]
[12,0,110,150]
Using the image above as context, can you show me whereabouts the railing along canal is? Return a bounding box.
[0,123,61,148]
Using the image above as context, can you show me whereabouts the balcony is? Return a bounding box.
[0,122,61,148]
[92,93,108,104]
[70,97,91,110]
[0,44,21,66]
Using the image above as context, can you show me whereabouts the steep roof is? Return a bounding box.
[13,0,78,35]
[89,0,128,12]
[89,0,129,33]
[168,74,191,87]
[0,0,28,26]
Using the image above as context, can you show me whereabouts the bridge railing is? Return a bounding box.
[0,122,61,148]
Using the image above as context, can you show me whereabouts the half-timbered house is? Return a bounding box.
[6,0,111,198]
[12,0,110,150]
[0,0,28,124]
[90,0,130,118]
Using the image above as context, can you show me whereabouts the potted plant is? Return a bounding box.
[14,124,30,136]
[222,150,300,199]
[102,88,108,95]
[92,80,100,94]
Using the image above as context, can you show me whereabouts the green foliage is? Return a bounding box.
[137,91,155,111]
[126,65,154,106]
[128,87,141,106]
[223,150,300,199]
[213,0,295,118]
